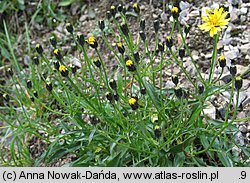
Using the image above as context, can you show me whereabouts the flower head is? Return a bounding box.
[35,44,43,55]
[86,36,98,48]
[171,7,179,19]
[125,59,136,71]
[53,49,62,60]
[199,7,230,37]
[129,97,138,110]
[59,65,69,77]
[218,55,226,68]
[117,42,125,54]
[133,3,140,14]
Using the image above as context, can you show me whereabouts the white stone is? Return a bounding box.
[180,1,191,10]
[189,10,200,17]
[240,7,248,15]
[240,44,250,55]
[239,125,247,133]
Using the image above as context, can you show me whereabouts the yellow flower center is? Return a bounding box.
[36,44,40,48]
[129,98,137,105]
[53,49,59,55]
[126,60,133,67]
[59,65,67,72]
[86,36,96,45]
[171,7,178,13]
[111,6,115,10]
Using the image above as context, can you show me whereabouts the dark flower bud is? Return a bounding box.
[117,4,123,12]
[106,92,113,101]
[171,6,179,19]
[140,88,146,95]
[59,65,69,77]
[158,43,164,52]
[66,23,74,33]
[235,76,243,90]
[109,79,117,90]
[98,20,105,31]
[184,25,191,35]
[153,20,160,33]
[174,86,183,98]
[54,61,60,70]
[106,11,112,19]
[117,42,125,54]
[133,52,140,63]
[6,68,13,77]
[179,48,185,58]
[33,91,38,98]
[139,31,146,42]
[50,36,57,48]
[140,19,145,31]
[171,75,179,86]
[110,5,116,17]
[218,56,226,68]
[129,97,139,110]
[77,34,85,47]
[93,58,101,68]
[27,80,32,89]
[231,59,236,65]
[166,36,173,49]
[90,115,100,125]
[198,84,204,94]
[230,65,237,77]
[46,82,53,92]
[154,125,161,139]
[70,64,77,74]
[53,49,63,61]
[114,94,119,101]
[33,56,39,65]
[35,44,43,55]
[3,93,10,102]
[120,22,129,37]
[122,111,128,117]
[133,3,140,14]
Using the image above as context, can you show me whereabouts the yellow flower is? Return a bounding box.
[117,42,123,48]
[86,36,98,48]
[86,36,96,45]
[128,98,137,105]
[53,49,59,55]
[219,55,225,60]
[199,7,230,37]
[126,60,133,67]
[59,65,67,73]
[171,7,178,13]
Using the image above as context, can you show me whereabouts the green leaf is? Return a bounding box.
[59,0,76,7]
[174,152,185,167]
[217,151,233,167]
[187,104,202,125]
[106,152,122,167]
[117,72,123,95]
[169,136,195,154]
[142,78,161,109]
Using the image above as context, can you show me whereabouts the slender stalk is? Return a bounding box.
[208,34,219,84]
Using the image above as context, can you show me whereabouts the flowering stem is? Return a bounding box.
[177,22,205,85]
[208,34,219,84]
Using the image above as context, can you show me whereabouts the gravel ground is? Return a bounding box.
[1,0,249,165]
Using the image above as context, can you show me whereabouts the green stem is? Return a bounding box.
[208,34,219,84]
